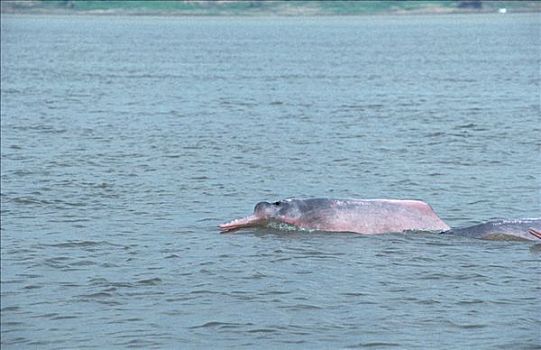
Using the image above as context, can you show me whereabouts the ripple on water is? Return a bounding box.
[190,321,255,330]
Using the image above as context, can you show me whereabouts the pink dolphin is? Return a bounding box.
[219,198,450,234]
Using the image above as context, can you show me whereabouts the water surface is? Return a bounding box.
[1,14,540,349]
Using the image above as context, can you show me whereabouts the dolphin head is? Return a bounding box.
[254,200,283,218]
[219,199,301,232]
[254,199,306,222]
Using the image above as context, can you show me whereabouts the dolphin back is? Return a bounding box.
[443,218,541,241]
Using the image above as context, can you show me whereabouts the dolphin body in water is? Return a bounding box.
[219,198,541,241]
[441,218,541,241]
[220,198,450,234]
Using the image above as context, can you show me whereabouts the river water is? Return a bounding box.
[1,13,540,349]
